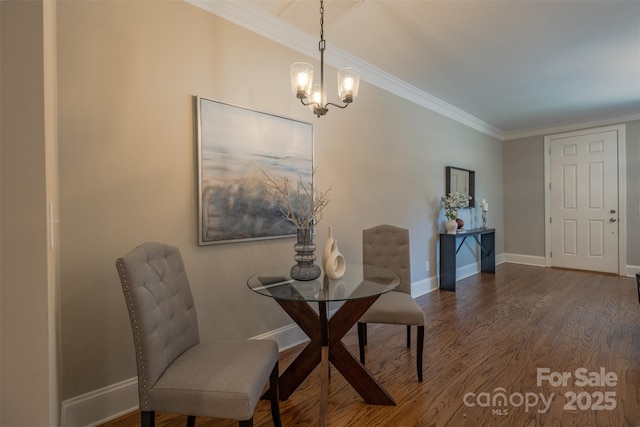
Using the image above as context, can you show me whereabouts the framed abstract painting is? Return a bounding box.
[196,97,313,245]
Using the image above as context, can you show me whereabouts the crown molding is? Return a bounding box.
[503,111,640,141]
[185,0,503,139]
[186,1,638,141]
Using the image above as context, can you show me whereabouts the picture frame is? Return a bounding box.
[196,97,313,245]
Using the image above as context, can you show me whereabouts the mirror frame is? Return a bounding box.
[445,166,475,207]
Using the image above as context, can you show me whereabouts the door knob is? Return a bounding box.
[610,218,617,222]
[610,209,616,214]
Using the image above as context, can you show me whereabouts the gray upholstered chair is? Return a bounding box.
[115,242,281,427]
[357,225,425,382]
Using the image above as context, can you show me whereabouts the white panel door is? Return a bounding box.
[550,130,619,273]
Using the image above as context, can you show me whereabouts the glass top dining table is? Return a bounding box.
[247,263,400,427]
[247,263,400,302]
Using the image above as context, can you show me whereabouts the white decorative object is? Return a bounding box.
[322,227,346,279]
[481,199,488,229]
[445,219,458,235]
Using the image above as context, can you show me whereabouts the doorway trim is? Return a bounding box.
[544,124,627,275]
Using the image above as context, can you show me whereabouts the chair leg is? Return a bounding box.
[141,411,155,427]
[186,415,196,427]
[270,362,282,427]
[239,418,253,427]
[636,273,639,304]
[406,325,411,348]
[417,325,424,382]
[357,322,366,364]
[357,322,368,345]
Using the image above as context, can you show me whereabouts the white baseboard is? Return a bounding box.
[61,377,138,427]
[440,253,507,281]
[503,253,639,277]
[412,276,438,297]
[503,253,547,267]
[626,264,640,277]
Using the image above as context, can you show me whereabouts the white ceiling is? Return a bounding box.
[192,0,640,139]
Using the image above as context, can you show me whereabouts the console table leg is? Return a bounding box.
[481,232,495,274]
[439,229,495,292]
[439,234,457,291]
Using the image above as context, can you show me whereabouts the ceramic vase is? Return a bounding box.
[322,227,346,279]
[290,228,321,281]
[445,219,458,234]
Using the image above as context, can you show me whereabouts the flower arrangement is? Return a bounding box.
[441,192,470,220]
[258,168,331,231]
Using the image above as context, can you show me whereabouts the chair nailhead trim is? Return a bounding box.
[117,259,150,409]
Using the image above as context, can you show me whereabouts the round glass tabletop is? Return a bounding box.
[247,263,399,302]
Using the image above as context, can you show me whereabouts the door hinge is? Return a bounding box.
[550,251,552,258]
[549,217,552,223]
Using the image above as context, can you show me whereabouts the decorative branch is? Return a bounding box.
[258,168,331,230]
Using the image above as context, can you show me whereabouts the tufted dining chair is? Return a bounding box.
[357,225,425,382]
[115,242,281,427]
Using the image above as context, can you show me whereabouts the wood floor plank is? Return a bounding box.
[100,264,640,426]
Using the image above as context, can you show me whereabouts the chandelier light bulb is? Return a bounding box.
[290,62,313,99]
[337,67,360,103]
[297,73,309,87]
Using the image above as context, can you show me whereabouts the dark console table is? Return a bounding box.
[439,228,495,292]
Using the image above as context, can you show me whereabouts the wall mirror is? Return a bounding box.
[446,166,475,207]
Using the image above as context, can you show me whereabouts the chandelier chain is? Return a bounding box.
[319,0,324,43]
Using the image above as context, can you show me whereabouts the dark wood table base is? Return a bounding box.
[266,292,396,406]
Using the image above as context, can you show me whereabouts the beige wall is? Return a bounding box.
[0,2,3,423]
[502,135,546,257]
[57,0,504,400]
[503,119,640,266]
[624,120,640,265]
[1,1,59,425]
[0,3,3,420]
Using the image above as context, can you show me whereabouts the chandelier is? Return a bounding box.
[290,0,360,117]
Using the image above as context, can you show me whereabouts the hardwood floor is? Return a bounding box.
[102,264,640,426]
